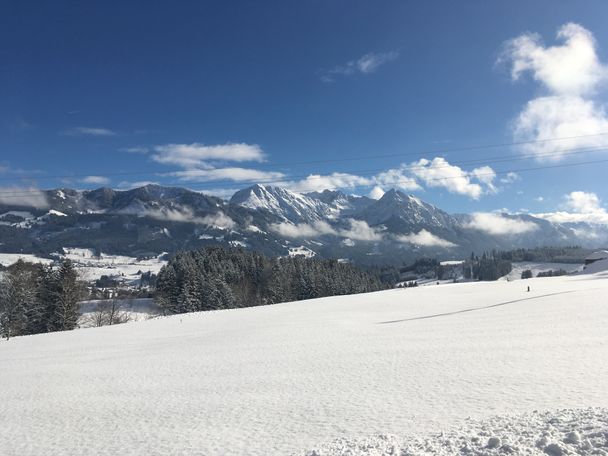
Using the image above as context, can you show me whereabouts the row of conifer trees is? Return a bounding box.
[155,247,386,314]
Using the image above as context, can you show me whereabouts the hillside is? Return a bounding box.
[1,271,607,455]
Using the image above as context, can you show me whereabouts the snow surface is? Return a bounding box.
[439,260,465,266]
[582,257,608,274]
[302,408,608,455]
[0,248,167,283]
[55,248,167,283]
[78,298,161,327]
[1,273,607,455]
[585,250,608,261]
[0,253,53,267]
[288,245,317,257]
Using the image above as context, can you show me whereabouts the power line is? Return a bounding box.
[158,144,608,190]
[259,131,608,167]
[1,131,608,184]
[1,143,608,195]
[1,157,607,199]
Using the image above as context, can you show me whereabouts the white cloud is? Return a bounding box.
[396,229,456,247]
[63,127,117,137]
[357,51,400,74]
[199,212,236,230]
[280,159,494,198]
[321,50,399,82]
[373,166,421,192]
[269,218,382,241]
[270,220,337,239]
[152,143,265,168]
[0,186,49,209]
[410,157,486,199]
[198,188,240,200]
[513,95,608,160]
[286,172,371,193]
[342,238,355,247]
[534,191,608,224]
[535,196,544,202]
[564,190,602,212]
[501,23,608,160]
[150,143,276,185]
[120,146,149,154]
[171,167,285,183]
[369,186,385,200]
[142,207,235,229]
[81,176,110,185]
[117,180,160,189]
[500,172,520,184]
[340,219,383,241]
[534,210,608,224]
[465,212,539,235]
[501,23,607,96]
[471,166,497,193]
[285,167,420,194]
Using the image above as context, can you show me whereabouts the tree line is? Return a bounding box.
[155,247,386,314]
[497,246,588,263]
[0,260,82,339]
[462,252,513,281]
[0,259,82,339]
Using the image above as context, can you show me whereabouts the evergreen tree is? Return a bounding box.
[49,260,81,331]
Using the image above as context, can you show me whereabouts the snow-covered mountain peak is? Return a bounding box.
[359,188,453,228]
[230,185,331,223]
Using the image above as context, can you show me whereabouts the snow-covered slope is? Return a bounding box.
[1,273,607,455]
[302,408,608,455]
[0,253,53,267]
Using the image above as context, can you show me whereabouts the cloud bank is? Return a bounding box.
[152,143,266,168]
[270,219,383,242]
[63,127,117,137]
[396,229,456,247]
[534,191,608,224]
[465,212,539,235]
[142,207,235,229]
[0,187,49,209]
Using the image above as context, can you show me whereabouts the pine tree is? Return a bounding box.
[0,261,37,339]
[50,260,81,331]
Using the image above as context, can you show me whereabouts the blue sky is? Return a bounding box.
[2,1,608,221]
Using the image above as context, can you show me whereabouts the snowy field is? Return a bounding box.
[0,252,54,267]
[78,298,161,327]
[1,271,607,455]
[0,249,167,284]
[58,248,167,283]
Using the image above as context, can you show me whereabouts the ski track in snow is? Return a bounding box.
[1,273,607,455]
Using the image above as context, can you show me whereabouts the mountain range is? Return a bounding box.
[1,184,606,265]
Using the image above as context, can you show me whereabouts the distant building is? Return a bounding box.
[584,250,608,266]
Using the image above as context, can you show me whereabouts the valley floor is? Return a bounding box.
[1,271,607,455]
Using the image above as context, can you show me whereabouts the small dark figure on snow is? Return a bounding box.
[527,286,530,292]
